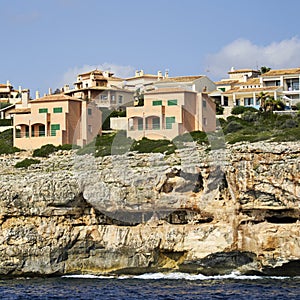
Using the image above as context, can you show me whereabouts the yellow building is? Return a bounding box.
[11,94,102,150]
[126,88,216,140]
[65,69,134,109]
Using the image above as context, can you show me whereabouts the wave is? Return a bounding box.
[62,272,293,281]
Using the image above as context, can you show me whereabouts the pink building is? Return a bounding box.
[11,94,102,150]
[126,88,216,140]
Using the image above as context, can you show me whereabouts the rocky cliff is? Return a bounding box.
[0,141,299,277]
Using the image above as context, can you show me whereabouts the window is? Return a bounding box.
[88,125,92,133]
[51,124,60,136]
[138,118,143,130]
[118,95,123,104]
[244,98,254,106]
[39,108,48,113]
[88,108,92,115]
[152,100,162,106]
[166,116,175,129]
[235,99,240,106]
[167,99,177,106]
[203,117,207,126]
[111,95,116,103]
[202,100,207,108]
[219,87,225,92]
[152,117,160,129]
[100,94,108,100]
[53,107,62,113]
[39,125,45,137]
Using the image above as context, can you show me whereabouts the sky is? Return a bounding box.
[1,0,300,95]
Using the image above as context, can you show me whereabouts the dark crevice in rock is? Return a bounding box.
[159,167,204,194]
[179,251,256,275]
[242,208,300,223]
[262,260,300,276]
[266,216,298,224]
[207,166,228,192]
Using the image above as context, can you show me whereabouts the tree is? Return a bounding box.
[257,92,285,112]
[259,66,271,74]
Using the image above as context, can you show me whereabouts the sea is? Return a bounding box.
[0,273,299,300]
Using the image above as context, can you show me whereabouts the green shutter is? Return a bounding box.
[167,99,177,106]
[51,124,60,136]
[166,116,175,129]
[88,108,92,115]
[152,100,162,106]
[53,107,63,113]
[39,108,48,113]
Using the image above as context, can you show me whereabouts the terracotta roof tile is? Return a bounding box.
[31,93,83,103]
[223,86,281,94]
[145,87,196,94]
[262,68,300,76]
[157,76,203,83]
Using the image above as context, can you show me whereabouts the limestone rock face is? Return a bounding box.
[0,142,299,277]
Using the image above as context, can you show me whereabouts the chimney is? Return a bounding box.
[140,70,144,76]
[64,84,70,92]
[135,70,140,77]
[165,69,169,78]
[35,91,40,99]
[157,70,162,78]
[6,80,10,87]
[21,90,29,108]
[18,86,22,93]
[48,88,52,95]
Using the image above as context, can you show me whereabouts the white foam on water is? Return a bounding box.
[62,272,291,281]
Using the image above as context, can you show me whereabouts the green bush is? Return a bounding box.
[280,119,298,129]
[32,144,58,157]
[224,121,244,134]
[241,111,258,122]
[0,129,20,155]
[15,158,40,168]
[0,119,13,126]
[130,137,175,154]
[231,106,258,115]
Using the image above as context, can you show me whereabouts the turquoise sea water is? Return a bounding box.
[0,273,300,299]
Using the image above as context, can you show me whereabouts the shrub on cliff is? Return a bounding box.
[0,129,20,155]
[15,158,40,168]
[33,144,57,157]
[231,106,258,115]
[130,137,175,154]
[32,143,79,157]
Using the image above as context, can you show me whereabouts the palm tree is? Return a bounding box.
[257,92,269,111]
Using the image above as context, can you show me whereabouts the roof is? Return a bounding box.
[30,93,83,103]
[78,69,107,77]
[214,79,239,85]
[223,86,281,94]
[262,68,300,76]
[125,74,161,80]
[145,87,196,94]
[156,75,203,83]
[9,108,31,114]
[65,86,133,94]
[228,69,260,74]
[238,78,261,85]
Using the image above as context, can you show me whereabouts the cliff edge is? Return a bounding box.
[0,141,299,277]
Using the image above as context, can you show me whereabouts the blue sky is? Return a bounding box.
[1,0,300,95]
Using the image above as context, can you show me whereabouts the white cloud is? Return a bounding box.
[61,63,135,88]
[204,37,300,79]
